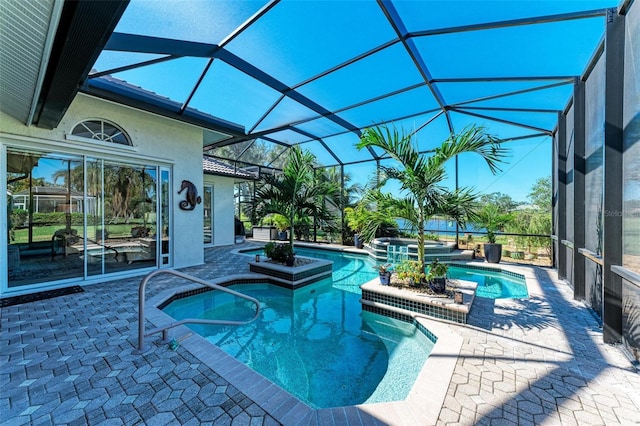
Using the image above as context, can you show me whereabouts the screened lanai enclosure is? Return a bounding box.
[88,1,617,244]
[1,1,639,357]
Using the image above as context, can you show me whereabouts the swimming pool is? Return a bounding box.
[163,246,527,408]
[252,246,529,300]
[448,266,529,299]
[162,279,434,408]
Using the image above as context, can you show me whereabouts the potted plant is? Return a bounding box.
[427,258,448,293]
[396,260,425,287]
[374,263,392,285]
[272,214,290,241]
[474,204,513,264]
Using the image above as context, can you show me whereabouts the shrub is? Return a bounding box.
[396,260,425,284]
[427,258,448,279]
[263,242,294,264]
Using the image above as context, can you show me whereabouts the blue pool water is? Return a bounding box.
[257,246,529,300]
[163,279,434,408]
[163,246,528,408]
[448,267,529,299]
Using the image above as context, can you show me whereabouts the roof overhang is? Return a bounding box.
[31,0,130,129]
[0,0,63,125]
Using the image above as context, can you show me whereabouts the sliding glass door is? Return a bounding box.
[86,159,158,277]
[7,151,85,286]
[6,148,170,289]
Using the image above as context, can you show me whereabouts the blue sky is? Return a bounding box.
[92,0,619,202]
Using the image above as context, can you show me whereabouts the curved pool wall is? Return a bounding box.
[145,274,464,425]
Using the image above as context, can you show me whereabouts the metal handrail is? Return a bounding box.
[611,265,640,289]
[136,269,261,353]
[578,247,604,266]
[560,239,574,249]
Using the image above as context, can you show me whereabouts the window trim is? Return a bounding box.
[68,118,134,148]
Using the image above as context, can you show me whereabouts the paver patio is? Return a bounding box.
[1,242,639,425]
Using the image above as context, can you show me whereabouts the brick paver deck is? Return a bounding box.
[1,242,639,425]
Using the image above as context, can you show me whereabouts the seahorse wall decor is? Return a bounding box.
[177,180,202,211]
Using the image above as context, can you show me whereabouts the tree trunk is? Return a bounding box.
[289,211,295,248]
[418,209,425,272]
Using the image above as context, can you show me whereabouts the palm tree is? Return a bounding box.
[253,145,340,247]
[356,124,507,273]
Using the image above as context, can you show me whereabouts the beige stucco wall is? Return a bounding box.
[1,93,205,273]
[203,174,236,246]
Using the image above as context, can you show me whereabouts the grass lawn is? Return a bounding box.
[11,223,154,244]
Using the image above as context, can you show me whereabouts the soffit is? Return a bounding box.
[0,0,61,125]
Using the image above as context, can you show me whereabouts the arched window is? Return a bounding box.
[70,119,131,146]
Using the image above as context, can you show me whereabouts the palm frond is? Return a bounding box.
[428,125,509,174]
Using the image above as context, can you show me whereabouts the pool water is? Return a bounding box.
[163,281,434,408]
[447,267,528,299]
[164,247,528,408]
[293,247,378,294]
[256,246,528,300]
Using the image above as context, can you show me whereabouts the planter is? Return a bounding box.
[354,234,364,249]
[429,277,446,293]
[379,271,391,285]
[454,290,464,304]
[483,243,502,263]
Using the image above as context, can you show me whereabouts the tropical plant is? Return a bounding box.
[427,258,448,279]
[263,241,294,264]
[356,124,507,274]
[475,204,514,244]
[252,146,340,247]
[271,214,290,233]
[395,260,425,284]
[348,187,402,244]
[373,263,392,274]
[344,207,366,235]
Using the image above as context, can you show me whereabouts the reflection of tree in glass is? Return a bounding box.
[102,165,156,222]
[52,160,84,191]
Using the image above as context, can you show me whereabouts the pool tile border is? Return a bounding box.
[361,278,477,324]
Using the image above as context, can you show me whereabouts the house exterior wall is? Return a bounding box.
[203,174,236,247]
[1,93,205,294]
